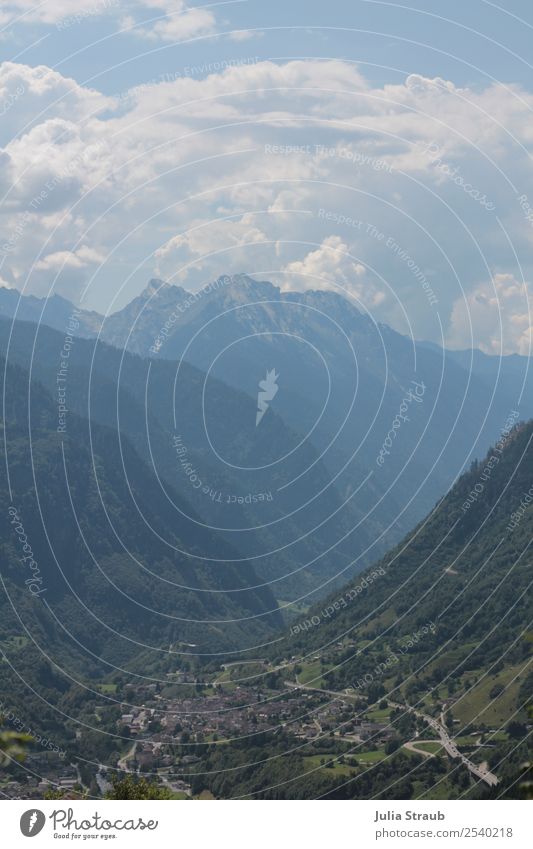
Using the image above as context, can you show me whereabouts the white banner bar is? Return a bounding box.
[1,800,530,848]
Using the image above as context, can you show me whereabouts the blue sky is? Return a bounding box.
[1,1,533,354]
[5,0,533,91]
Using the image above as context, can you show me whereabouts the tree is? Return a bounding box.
[106,776,175,800]
[45,786,86,800]
[0,721,31,766]
[507,721,527,739]
[385,738,400,754]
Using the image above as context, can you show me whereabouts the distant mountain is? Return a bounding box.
[0,275,533,599]
[0,287,101,337]
[1,281,531,801]
[2,276,530,551]
[0,316,380,602]
[420,341,533,405]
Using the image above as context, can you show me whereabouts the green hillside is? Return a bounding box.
[0,355,281,729]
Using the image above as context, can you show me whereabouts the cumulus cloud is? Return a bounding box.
[35,244,105,272]
[281,235,383,305]
[447,273,533,356]
[155,215,269,281]
[122,1,216,42]
[28,245,105,300]
[0,0,215,41]
[0,0,118,26]
[0,62,112,147]
[2,57,533,350]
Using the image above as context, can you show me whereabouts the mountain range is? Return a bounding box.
[2,275,532,588]
[0,275,531,800]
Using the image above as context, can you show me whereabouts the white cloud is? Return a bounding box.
[0,62,112,147]
[281,235,383,305]
[35,244,105,272]
[2,58,533,350]
[122,1,216,42]
[0,0,118,26]
[155,215,269,281]
[0,0,214,40]
[28,245,105,300]
[447,273,533,355]
[228,29,260,42]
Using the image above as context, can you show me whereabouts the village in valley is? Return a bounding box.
[1,645,509,800]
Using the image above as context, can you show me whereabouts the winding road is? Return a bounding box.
[285,678,499,787]
[393,701,499,787]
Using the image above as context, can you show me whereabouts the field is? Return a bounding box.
[414,742,444,755]
[452,664,526,727]
[297,660,330,686]
[302,754,358,776]
[357,747,387,764]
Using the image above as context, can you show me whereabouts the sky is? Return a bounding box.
[0,0,533,354]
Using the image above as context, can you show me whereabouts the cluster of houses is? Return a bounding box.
[114,679,395,764]
[114,683,350,756]
[118,686,319,743]
[2,757,79,799]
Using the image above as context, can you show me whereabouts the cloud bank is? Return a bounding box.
[0,57,532,352]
